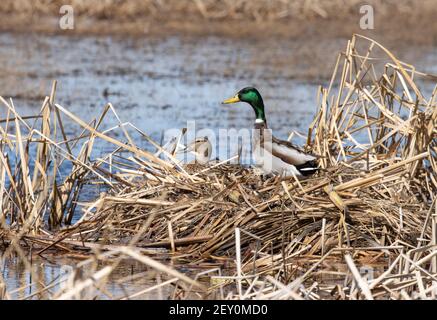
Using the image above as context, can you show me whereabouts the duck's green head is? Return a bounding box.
[222,87,266,122]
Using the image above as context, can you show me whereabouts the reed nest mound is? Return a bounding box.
[0,35,436,299]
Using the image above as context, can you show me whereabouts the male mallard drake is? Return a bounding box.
[222,87,318,177]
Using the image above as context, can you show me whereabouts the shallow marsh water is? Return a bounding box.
[0,32,436,298]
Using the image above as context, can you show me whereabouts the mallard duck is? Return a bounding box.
[222,87,318,177]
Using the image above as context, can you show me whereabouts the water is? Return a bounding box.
[0,32,436,299]
[0,33,331,144]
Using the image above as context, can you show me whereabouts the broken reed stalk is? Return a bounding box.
[0,35,436,300]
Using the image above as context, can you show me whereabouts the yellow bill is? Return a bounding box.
[222,95,240,104]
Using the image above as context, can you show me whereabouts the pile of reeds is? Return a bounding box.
[0,35,436,300]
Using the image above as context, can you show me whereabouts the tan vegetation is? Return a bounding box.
[0,35,436,299]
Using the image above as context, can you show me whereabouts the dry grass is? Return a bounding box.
[0,35,436,300]
[2,0,437,43]
[1,0,436,21]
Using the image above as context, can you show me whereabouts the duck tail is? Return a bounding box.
[295,160,319,176]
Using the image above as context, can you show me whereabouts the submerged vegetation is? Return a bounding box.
[0,35,436,299]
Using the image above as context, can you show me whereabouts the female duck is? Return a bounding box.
[222,87,318,177]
